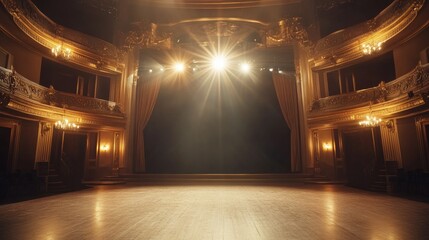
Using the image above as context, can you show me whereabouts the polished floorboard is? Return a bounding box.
[1,182,429,240]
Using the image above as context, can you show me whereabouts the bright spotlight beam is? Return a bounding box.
[240,62,251,73]
[211,55,227,71]
[174,62,185,72]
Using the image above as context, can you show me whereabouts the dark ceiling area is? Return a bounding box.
[30,0,395,45]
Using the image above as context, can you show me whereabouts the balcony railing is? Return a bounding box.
[0,66,123,115]
[310,63,429,113]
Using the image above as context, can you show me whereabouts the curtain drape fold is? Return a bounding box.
[272,73,301,172]
[135,78,161,172]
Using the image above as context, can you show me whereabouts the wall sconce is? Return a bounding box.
[322,142,333,151]
[100,144,110,152]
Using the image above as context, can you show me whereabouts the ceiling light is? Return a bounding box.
[211,55,227,71]
[174,62,185,72]
[240,62,251,73]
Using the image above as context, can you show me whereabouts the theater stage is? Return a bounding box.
[1,181,428,240]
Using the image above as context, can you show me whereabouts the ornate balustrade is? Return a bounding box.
[0,66,123,116]
[310,63,429,113]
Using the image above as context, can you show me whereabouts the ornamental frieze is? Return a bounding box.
[121,22,172,50]
[266,17,312,47]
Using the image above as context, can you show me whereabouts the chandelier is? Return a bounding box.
[55,119,80,130]
[55,107,80,130]
[359,114,382,127]
[361,41,382,55]
[358,100,383,127]
[51,44,72,59]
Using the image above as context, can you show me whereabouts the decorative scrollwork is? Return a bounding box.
[202,22,240,37]
[266,17,312,47]
[122,22,172,50]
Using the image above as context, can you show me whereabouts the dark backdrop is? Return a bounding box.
[144,71,291,173]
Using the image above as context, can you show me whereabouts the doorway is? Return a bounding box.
[51,130,87,189]
[0,126,12,175]
[342,127,384,188]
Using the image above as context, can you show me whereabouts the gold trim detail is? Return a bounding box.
[312,0,425,69]
[0,0,125,73]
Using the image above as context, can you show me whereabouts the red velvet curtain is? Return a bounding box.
[272,73,301,172]
[134,77,161,172]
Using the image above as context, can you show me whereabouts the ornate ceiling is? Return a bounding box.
[2,0,404,74]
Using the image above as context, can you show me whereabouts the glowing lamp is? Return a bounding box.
[240,62,251,73]
[174,62,185,72]
[211,55,227,71]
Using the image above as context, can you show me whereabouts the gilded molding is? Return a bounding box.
[0,67,124,116]
[310,63,429,113]
[0,0,124,73]
[121,22,172,50]
[130,17,311,49]
[266,17,312,47]
[312,0,425,69]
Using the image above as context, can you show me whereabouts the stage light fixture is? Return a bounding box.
[240,62,251,73]
[211,55,227,71]
[174,62,185,72]
[269,68,274,72]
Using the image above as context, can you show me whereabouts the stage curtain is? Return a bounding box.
[272,73,301,172]
[135,77,161,172]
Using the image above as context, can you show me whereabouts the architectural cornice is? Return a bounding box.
[312,0,426,70]
[131,0,301,9]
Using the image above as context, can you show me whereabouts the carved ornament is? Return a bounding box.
[122,22,172,50]
[266,17,312,47]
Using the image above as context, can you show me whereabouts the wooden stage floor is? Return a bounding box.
[1,181,428,240]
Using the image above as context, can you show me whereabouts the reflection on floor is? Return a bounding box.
[0,182,428,240]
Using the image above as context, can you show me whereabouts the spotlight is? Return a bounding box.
[148,69,153,73]
[211,55,227,71]
[160,67,164,72]
[240,62,251,73]
[269,68,274,72]
[174,62,185,72]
